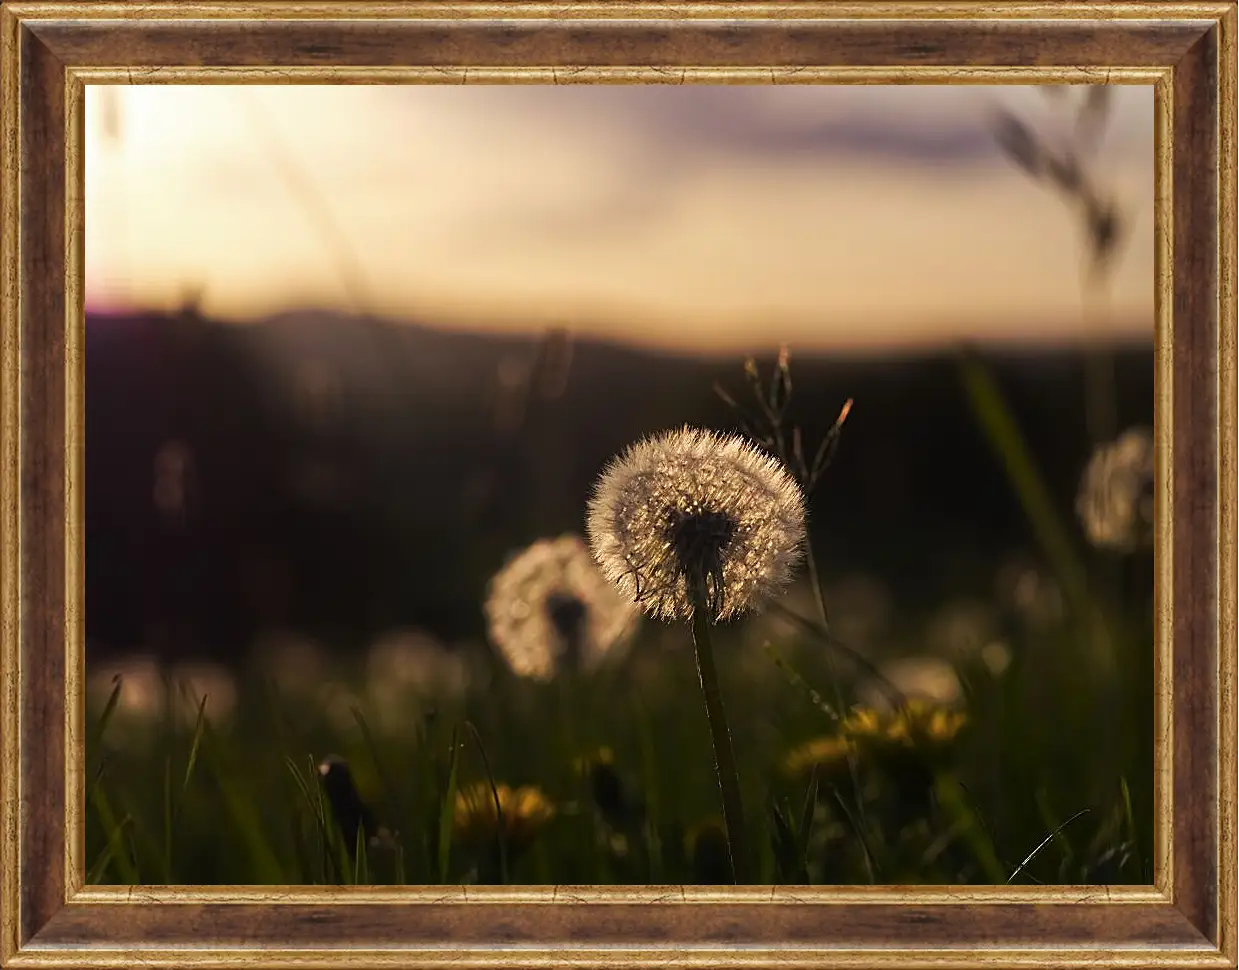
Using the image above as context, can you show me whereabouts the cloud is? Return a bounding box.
[386,83,1152,165]
[85,84,1154,352]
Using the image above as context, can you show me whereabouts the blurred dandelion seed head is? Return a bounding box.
[860,656,962,712]
[453,782,556,850]
[88,656,238,737]
[980,640,1013,676]
[485,534,637,681]
[253,631,331,699]
[587,426,806,624]
[926,601,998,661]
[171,661,238,725]
[88,655,165,726]
[821,575,893,652]
[995,557,1066,633]
[1076,427,1156,552]
[364,630,472,733]
[320,681,366,736]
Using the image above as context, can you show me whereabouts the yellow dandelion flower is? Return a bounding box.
[842,700,967,752]
[781,734,855,778]
[453,782,556,851]
[839,706,885,739]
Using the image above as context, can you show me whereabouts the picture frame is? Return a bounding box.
[0,2,1235,967]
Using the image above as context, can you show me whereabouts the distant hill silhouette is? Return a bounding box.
[85,308,1154,664]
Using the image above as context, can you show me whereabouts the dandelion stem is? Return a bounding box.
[689,601,752,884]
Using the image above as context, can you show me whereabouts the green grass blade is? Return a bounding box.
[354,820,369,885]
[762,641,837,721]
[1035,789,1077,876]
[305,755,337,883]
[285,756,329,883]
[632,694,664,883]
[89,678,124,751]
[437,726,460,885]
[351,706,405,839]
[934,775,1007,884]
[956,351,1094,612]
[197,720,285,883]
[394,843,407,884]
[162,756,173,882]
[89,786,140,884]
[85,811,129,886]
[957,348,1119,680]
[463,720,508,885]
[1008,809,1091,885]
[768,798,800,882]
[1116,778,1145,882]
[796,768,819,871]
[284,756,314,811]
[180,695,209,800]
[309,757,354,885]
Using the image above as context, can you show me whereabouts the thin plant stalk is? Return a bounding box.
[689,598,752,884]
[719,354,880,883]
[555,672,598,877]
[801,542,877,884]
[763,599,904,708]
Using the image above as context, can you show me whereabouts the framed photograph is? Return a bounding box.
[0,1,1234,967]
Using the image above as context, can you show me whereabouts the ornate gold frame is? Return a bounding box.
[0,2,1234,967]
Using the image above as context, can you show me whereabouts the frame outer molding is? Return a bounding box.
[0,3,1234,969]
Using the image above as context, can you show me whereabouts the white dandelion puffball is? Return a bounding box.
[587,426,807,624]
[1076,427,1155,552]
[485,534,638,681]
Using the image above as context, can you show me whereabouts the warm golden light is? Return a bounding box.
[84,84,1155,352]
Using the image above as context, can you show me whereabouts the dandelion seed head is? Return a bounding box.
[364,629,472,734]
[171,661,238,725]
[926,600,997,661]
[485,534,637,681]
[859,657,962,712]
[995,558,1066,633]
[1076,426,1155,552]
[87,655,166,734]
[367,630,470,696]
[821,575,892,652]
[252,632,330,700]
[587,426,807,623]
[321,682,366,735]
[980,640,1013,676]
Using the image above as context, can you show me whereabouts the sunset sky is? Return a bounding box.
[84,84,1155,354]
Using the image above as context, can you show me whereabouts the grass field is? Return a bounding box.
[84,352,1154,887]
